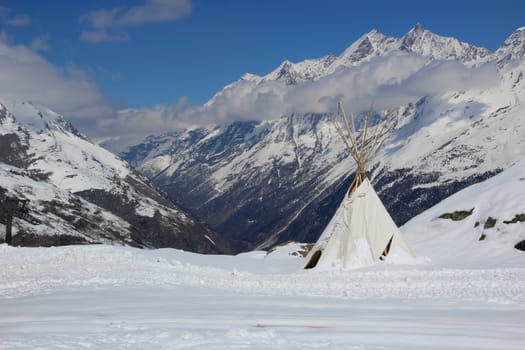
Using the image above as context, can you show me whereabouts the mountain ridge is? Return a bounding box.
[121,24,525,252]
[239,23,493,88]
[0,98,233,253]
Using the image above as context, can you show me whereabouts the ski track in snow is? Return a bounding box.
[1,244,524,349]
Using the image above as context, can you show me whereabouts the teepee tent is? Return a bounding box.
[303,102,414,270]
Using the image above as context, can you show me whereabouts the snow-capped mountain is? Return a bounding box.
[496,26,525,67]
[399,23,491,63]
[239,23,491,87]
[122,25,525,252]
[0,98,232,253]
[123,114,348,251]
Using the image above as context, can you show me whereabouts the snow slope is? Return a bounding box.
[0,98,231,252]
[0,163,133,245]
[0,97,129,192]
[403,157,525,266]
[0,234,523,349]
[2,163,525,349]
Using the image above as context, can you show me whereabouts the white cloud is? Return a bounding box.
[98,52,500,152]
[377,60,499,100]
[80,30,129,44]
[6,14,31,27]
[30,34,51,51]
[80,0,191,43]
[198,52,498,122]
[99,98,189,133]
[0,7,31,27]
[0,25,499,155]
[92,98,194,152]
[0,37,115,123]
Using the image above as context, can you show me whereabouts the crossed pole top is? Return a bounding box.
[331,101,396,196]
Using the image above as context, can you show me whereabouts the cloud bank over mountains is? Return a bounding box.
[0,15,502,152]
[0,37,114,123]
[99,51,498,151]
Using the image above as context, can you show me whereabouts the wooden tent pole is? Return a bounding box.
[364,111,396,164]
[338,103,361,162]
[332,115,360,164]
[360,100,375,157]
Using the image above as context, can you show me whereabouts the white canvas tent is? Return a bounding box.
[303,102,414,270]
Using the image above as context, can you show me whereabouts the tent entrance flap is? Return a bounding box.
[304,250,322,269]
[380,234,394,261]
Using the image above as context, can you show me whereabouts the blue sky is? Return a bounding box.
[2,0,524,107]
[0,0,523,148]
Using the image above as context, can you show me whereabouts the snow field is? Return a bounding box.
[0,244,523,302]
[1,244,524,349]
[2,286,523,350]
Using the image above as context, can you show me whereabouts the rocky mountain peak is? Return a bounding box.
[400,23,491,63]
[339,29,398,64]
[413,22,424,32]
[240,72,261,82]
[268,59,299,85]
[496,27,525,66]
[400,23,427,47]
